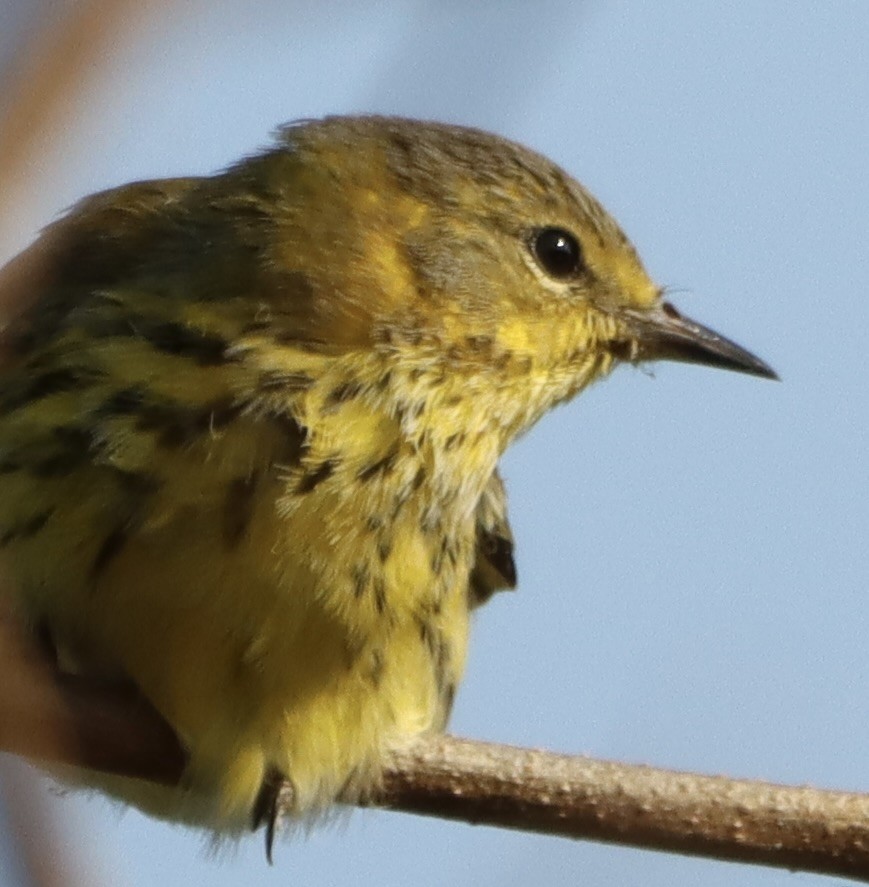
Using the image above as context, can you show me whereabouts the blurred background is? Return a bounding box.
[0,2,866,885]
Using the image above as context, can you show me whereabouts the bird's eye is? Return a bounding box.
[531,227,584,280]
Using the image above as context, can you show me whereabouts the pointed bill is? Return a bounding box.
[618,301,778,380]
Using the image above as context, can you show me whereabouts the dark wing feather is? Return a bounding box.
[469,469,516,607]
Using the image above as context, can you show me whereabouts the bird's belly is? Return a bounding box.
[8,486,471,828]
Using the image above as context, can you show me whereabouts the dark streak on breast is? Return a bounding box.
[352,563,369,598]
[357,449,398,482]
[0,509,55,547]
[223,473,259,547]
[295,459,335,494]
[266,413,306,466]
[90,468,160,580]
[377,537,392,562]
[136,319,233,366]
[30,426,96,477]
[367,648,384,687]
[326,379,364,407]
[134,398,244,449]
[0,366,102,416]
[91,526,130,577]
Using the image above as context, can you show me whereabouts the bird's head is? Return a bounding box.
[246,116,774,445]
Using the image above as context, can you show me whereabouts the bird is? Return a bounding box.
[0,115,775,853]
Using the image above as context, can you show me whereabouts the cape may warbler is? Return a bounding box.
[0,116,775,845]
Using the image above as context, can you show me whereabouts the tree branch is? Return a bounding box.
[0,605,868,881]
[380,737,869,882]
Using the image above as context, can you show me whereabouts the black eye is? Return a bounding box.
[531,227,583,280]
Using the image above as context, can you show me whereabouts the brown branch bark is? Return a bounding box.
[0,603,867,882]
[380,737,869,882]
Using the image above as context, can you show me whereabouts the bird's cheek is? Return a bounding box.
[492,316,534,357]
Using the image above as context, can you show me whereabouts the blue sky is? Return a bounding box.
[0,3,867,885]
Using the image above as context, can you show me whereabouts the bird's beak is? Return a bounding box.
[615,301,778,380]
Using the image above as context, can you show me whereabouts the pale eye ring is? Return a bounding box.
[531,227,584,280]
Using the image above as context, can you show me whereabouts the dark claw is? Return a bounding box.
[251,767,292,864]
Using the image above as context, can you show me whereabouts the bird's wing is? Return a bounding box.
[0,178,205,367]
[469,469,517,607]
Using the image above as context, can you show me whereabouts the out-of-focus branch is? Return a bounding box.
[0,8,173,884]
[0,604,184,784]
[1,603,868,882]
[0,0,164,243]
[0,758,95,887]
